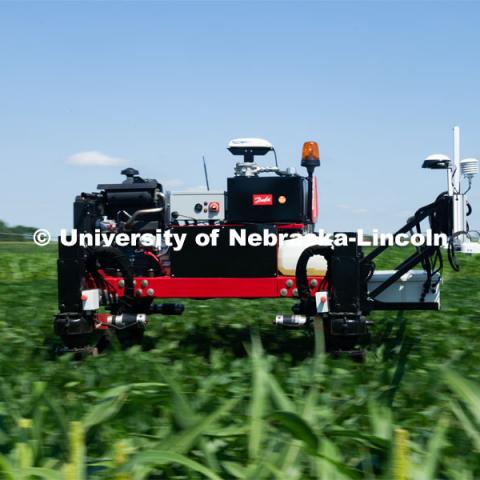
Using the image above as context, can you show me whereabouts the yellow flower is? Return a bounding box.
[17,418,32,429]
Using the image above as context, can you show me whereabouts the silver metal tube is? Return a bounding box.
[124,207,164,229]
[452,127,466,244]
[453,126,461,194]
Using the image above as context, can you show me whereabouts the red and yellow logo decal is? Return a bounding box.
[252,194,273,206]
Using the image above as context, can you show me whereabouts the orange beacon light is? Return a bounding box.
[301,141,320,224]
[301,141,320,169]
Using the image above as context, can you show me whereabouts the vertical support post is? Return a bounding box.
[313,317,325,358]
[307,171,313,224]
[57,240,84,313]
[452,126,466,245]
[447,161,453,196]
[453,126,461,194]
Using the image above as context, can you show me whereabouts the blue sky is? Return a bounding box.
[1,1,479,235]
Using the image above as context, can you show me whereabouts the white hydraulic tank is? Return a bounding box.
[277,233,329,276]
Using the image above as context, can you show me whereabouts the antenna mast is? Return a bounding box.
[202,156,210,191]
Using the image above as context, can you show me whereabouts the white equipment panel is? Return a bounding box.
[168,192,225,221]
[368,270,441,305]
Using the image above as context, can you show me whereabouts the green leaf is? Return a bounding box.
[126,450,223,480]
[248,334,268,460]
[222,461,247,479]
[81,392,127,431]
[315,439,360,480]
[368,399,393,441]
[24,467,64,480]
[449,399,480,451]
[326,429,389,450]
[415,416,449,480]
[0,454,15,480]
[166,397,239,453]
[268,411,319,452]
[265,372,296,413]
[444,369,480,425]
[160,373,221,472]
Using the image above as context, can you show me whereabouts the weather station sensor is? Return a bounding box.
[460,158,479,179]
[424,127,480,254]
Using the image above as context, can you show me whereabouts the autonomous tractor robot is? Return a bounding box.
[54,127,479,356]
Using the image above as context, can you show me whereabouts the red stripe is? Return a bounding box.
[103,275,326,299]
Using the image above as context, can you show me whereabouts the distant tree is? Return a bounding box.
[0,220,37,241]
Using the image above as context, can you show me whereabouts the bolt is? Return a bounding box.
[280,288,288,297]
[285,279,293,288]
[118,279,125,288]
[141,280,148,287]
[146,288,154,296]
[292,288,299,297]
[310,279,318,288]
[135,289,143,297]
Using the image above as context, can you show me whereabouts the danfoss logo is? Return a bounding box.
[252,194,273,206]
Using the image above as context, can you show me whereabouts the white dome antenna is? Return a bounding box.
[228,138,273,163]
[422,154,450,170]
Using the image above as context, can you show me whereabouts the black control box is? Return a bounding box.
[170,225,277,277]
[226,176,308,223]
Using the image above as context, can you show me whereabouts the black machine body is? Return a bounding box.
[53,135,474,357]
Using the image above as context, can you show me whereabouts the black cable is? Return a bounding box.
[448,241,460,272]
[86,246,135,308]
[466,202,472,217]
[272,148,278,168]
[447,231,470,272]
[407,192,452,298]
[366,260,376,282]
[294,245,333,315]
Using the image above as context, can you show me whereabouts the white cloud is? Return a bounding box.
[67,151,127,167]
[336,204,368,214]
[352,208,368,215]
[162,178,185,189]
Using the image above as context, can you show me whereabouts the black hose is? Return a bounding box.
[447,231,469,272]
[295,245,332,300]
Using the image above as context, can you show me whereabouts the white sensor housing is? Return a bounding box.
[460,158,479,179]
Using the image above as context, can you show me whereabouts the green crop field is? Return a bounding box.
[0,242,479,479]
